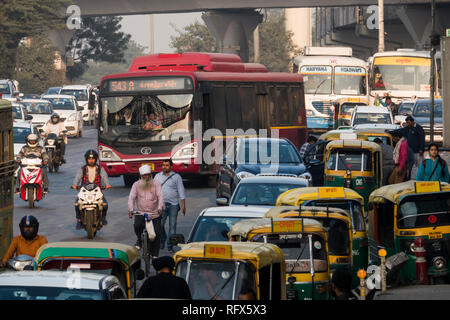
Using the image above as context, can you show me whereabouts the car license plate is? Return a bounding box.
[429,232,442,240]
[142,163,155,171]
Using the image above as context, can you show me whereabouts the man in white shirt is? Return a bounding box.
[42,113,67,163]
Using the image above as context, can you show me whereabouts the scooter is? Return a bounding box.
[19,154,45,208]
[74,183,106,239]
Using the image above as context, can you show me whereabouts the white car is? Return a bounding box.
[19,99,54,131]
[59,85,96,125]
[13,120,44,157]
[186,206,270,243]
[41,94,84,137]
[12,103,33,123]
[350,105,394,127]
[0,271,127,300]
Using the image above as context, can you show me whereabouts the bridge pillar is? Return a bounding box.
[202,9,263,62]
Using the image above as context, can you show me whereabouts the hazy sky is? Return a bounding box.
[120,12,202,54]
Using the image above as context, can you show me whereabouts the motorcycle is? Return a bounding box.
[74,183,106,239]
[6,254,35,271]
[18,154,45,208]
[41,129,67,173]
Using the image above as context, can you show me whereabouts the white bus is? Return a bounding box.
[368,49,438,105]
[293,47,368,131]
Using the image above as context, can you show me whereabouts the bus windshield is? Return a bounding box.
[300,66,332,94]
[371,56,430,92]
[334,67,366,95]
[100,94,192,142]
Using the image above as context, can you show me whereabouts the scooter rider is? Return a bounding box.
[0,215,48,267]
[72,150,111,229]
[41,112,67,164]
[16,133,49,193]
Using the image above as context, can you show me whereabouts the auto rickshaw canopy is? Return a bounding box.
[265,205,352,222]
[325,139,381,153]
[276,186,364,207]
[318,130,369,142]
[35,241,141,268]
[369,180,450,204]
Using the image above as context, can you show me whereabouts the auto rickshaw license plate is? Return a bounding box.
[429,232,442,240]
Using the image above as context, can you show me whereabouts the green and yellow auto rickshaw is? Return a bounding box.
[275,186,368,281]
[264,206,353,277]
[368,181,450,285]
[353,128,393,146]
[334,97,368,128]
[229,217,330,300]
[173,241,286,300]
[324,139,383,207]
[35,242,145,298]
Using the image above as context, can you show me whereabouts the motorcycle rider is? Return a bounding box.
[16,133,49,193]
[72,149,111,229]
[0,215,48,267]
[41,112,67,164]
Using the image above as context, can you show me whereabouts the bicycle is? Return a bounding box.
[132,210,159,277]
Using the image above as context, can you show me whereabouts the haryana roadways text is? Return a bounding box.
[182,304,267,317]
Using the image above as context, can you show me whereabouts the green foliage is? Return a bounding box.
[169,21,218,53]
[0,0,68,78]
[14,36,65,94]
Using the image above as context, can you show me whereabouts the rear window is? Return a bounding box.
[189,217,253,242]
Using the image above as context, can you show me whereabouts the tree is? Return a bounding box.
[169,21,218,53]
[65,16,131,81]
[0,0,68,78]
[14,35,65,93]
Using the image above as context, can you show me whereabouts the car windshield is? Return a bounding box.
[12,105,23,119]
[13,127,32,144]
[237,140,302,164]
[45,88,60,95]
[0,83,11,94]
[334,67,367,95]
[22,102,53,114]
[42,97,74,110]
[306,200,365,231]
[0,286,104,300]
[60,89,88,101]
[300,66,332,94]
[232,183,306,206]
[189,217,251,242]
[353,112,392,125]
[253,233,328,273]
[398,102,414,115]
[398,192,450,229]
[413,102,442,117]
[327,149,372,172]
[176,260,255,300]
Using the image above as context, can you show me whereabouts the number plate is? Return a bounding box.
[141,163,155,171]
[429,232,442,240]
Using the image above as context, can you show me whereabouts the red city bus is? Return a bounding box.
[98,53,307,186]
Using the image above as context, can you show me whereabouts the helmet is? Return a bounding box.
[84,149,98,164]
[26,133,39,148]
[19,215,39,240]
[51,112,60,124]
[139,164,152,176]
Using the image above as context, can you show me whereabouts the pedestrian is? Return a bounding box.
[136,256,192,299]
[154,159,186,252]
[399,116,425,179]
[416,143,450,182]
[388,131,409,184]
[331,269,353,300]
[128,165,165,259]
[375,95,398,115]
[299,135,318,159]
[374,137,394,185]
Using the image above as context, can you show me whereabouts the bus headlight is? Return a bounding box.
[99,146,121,161]
[432,256,446,270]
[172,142,198,160]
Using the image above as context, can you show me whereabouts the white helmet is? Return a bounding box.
[139,165,152,176]
[26,134,39,148]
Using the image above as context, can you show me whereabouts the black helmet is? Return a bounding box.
[84,149,98,164]
[19,215,39,240]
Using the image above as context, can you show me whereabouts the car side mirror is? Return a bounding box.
[169,234,185,246]
[216,198,228,206]
[135,269,145,280]
[77,106,83,111]
[25,115,33,120]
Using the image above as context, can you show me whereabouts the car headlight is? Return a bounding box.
[236,171,255,180]
[432,256,446,270]
[172,142,198,160]
[68,113,77,121]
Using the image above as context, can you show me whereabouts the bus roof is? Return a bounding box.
[293,55,367,68]
[372,49,430,58]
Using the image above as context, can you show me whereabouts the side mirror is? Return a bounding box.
[135,269,145,280]
[216,197,228,206]
[25,115,33,120]
[169,234,185,246]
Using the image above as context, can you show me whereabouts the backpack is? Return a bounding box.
[422,158,446,180]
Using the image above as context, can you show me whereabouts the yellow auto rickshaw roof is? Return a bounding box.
[265,205,351,222]
[0,99,12,111]
[35,241,141,266]
[276,187,364,206]
[318,130,369,141]
[369,180,450,204]
[326,139,381,151]
[228,217,326,239]
[174,241,285,268]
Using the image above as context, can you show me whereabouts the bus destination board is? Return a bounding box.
[105,77,193,93]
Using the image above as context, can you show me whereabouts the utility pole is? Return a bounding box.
[253,26,260,63]
[150,14,155,54]
[430,0,436,144]
[378,0,385,52]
